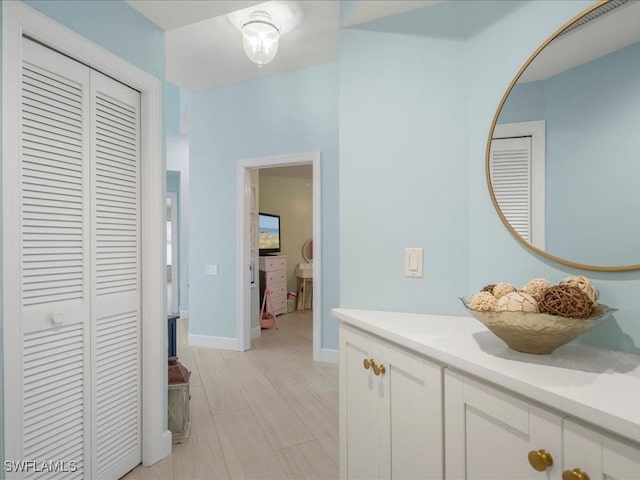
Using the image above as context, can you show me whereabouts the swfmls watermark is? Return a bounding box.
[4,460,79,473]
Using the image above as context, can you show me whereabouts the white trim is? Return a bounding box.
[493,120,546,249]
[188,333,238,350]
[319,348,339,364]
[236,152,323,361]
[251,325,262,339]
[2,1,169,468]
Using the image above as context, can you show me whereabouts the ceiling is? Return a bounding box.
[127,0,632,91]
[520,0,640,83]
[126,0,432,91]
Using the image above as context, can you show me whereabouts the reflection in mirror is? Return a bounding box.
[489,0,640,270]
[302,238,313,263]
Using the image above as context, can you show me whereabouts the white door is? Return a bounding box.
[6,37,141,479]
[340,327,385,479]
[386,345,442,480]
[18,36,92,480]
[445,371,563,480]
[90,69,141,479]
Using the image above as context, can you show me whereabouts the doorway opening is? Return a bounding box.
[237,152,322,361]
[166,192,179,314]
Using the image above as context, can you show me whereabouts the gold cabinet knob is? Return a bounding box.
[363,358,374,370]
[562,468,590,480]
[372,363,386,376]
[528,449,553,471]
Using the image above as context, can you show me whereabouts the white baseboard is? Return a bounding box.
[179,309,189,319]
[251,325,261,339]
[319,348,338,364]
[188,333,236,350]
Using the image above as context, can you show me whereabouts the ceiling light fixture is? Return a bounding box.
[241,11,280,67]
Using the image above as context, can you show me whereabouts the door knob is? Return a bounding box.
[50,312,64,327]
[562,468,590,480]
[363,358,374,370]
[528,449,553,471]
[372,362,386,376]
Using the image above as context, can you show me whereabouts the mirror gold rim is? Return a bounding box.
[484,0,640,272]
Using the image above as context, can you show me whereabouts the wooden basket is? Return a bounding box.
[461,298,615,354]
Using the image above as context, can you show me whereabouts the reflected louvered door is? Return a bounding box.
[90,71,141,479]
[19,38,91,480]
[490,136,532,241]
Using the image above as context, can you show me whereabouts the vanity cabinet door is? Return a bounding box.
[340,325,444,480]
[386,343,443,480]
[563,419,640,480]
[340,326,387,479]
[445,371,563,480]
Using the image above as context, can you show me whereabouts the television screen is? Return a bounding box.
[258,213,281,255]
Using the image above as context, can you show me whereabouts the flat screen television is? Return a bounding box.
[258,212,281,256]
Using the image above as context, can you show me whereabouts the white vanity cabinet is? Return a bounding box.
[340,325,443,480]
[334,308,640,480]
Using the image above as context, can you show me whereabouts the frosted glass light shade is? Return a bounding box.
[241,11,280,67]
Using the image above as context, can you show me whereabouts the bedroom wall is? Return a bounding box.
[259,173,313,294]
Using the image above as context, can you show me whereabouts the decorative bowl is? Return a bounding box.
[460,298,615,354]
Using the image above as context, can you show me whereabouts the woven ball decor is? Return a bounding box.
[462,275,614,354]
[560,275,599,303]
[538,285,594,319]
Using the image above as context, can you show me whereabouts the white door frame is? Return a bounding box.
[236,152,322,361]
[167,192,179,314]
[2,1,171,468]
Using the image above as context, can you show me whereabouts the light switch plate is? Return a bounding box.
[404,248,423,277]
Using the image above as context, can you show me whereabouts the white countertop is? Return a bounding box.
[333,308,640,445]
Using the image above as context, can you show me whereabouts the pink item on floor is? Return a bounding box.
[260,288,278,329]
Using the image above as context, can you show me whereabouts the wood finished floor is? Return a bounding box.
[124,311,339,480]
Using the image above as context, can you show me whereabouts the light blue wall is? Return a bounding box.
[498,42,640,266]
[339,28,469,314]
[189,63,339,348]
[24,0,164,79]
[467,0,640,354]
[1,1,166,468]
[497,81,544,123]
[339,0,640,355]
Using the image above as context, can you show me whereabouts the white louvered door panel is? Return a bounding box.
[90,70,141,480]
[490,136,532,241]
[19,38,91,479]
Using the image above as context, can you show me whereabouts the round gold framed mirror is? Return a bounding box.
[486,0,640,271]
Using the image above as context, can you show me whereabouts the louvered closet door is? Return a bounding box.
[14,38,142,480]
[90,71,141,479]
[19,37,91,480]
[490,136,532,241]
